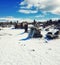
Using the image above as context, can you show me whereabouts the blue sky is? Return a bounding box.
[0,0,60,22]
[0,0,23,17]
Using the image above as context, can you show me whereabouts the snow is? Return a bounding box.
[0,27,60,65]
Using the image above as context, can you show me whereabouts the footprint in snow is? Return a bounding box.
[48,48,52,50]
[31,49,35,51]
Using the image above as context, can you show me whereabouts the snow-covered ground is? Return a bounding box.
[0,27,60,65]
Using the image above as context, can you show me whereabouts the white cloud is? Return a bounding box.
[20,1,25,5]
[50,7,60,14]
[36,18,60,22]
[0,16,21,22]
[0,16,60,22]
[35,15,45,18]
[18,9,37,14]
[20,4,32,9]
[19,0,60,15]
[0,16,33,22]
[51,18,60,21]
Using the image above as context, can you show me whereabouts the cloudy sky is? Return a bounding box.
[0,0,60,22]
